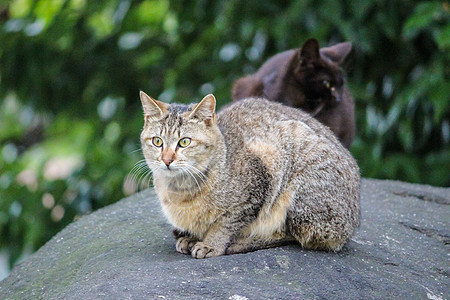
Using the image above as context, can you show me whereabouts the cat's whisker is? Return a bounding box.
[128,161,148,174]
[179,167,197,199]
[183,167,202,195]
[133,160,160,191]
[129,160,148,170]
[187,164,213,188]
[135,170,148,191]
[128,160,147,174]
[138,168,155,191]
[189,164,210,182]
[179,166,194,189]
[125,160,151,192]
[129,162,150,180]
[176,163,208,191]
[143,160,161,168]
[190,164,211,177]
[177,167,187,189]
[187,165,212,192]
[129,143,144,154]
[129,148,143,154]
[131,168,150,188]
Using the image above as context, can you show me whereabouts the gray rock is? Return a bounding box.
[0,179,449,300]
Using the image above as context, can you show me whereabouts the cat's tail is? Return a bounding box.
[231,75,264,101]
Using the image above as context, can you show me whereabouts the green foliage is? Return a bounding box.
[0,0,448,274]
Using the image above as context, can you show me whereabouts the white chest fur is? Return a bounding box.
[158,191,220,239]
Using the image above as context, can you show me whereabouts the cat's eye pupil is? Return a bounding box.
[178,138,191,148]
[152,137,163,147]
[323,80,331,89]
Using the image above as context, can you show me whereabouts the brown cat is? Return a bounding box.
[232,38,355,148]
[139,91,360,259]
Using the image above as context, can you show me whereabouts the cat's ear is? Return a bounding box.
[189,94,216,125]
[139,91,168,120]
[297,38,320,65]
[320,42,352,65]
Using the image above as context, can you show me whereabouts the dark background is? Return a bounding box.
[0,0,448,278]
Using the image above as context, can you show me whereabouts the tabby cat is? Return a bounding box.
[139,91,360,258]
[232,38,355,148]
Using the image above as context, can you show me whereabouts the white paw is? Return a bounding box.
[191,242,223,259]
[176,237,197,254]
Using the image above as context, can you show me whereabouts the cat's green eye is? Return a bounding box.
[323,80,331,89]
[178,138,191,148]
[152,137,163,147]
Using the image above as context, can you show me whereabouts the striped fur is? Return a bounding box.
[139,92,360,258]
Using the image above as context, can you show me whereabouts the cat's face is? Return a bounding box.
[296,60,344,105]
[284,38,350,108]
[139,92,219,179]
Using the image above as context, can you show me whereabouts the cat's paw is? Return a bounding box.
[191,242,223,259]
[176,237,197,254]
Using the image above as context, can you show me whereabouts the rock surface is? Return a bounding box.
[0,179,448,299]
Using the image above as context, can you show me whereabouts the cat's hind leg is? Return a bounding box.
[286,214,348,252]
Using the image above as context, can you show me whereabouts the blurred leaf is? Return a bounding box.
[429,81,450,123]
[9,0,33,18]
[69,0,87,11]
[403,1,443,38]
[87,7,116,38]
[383,154,421,183]
[34,0,65,28]
[435,23,450,49]
[134,0,169,25]
[399,120,414,152]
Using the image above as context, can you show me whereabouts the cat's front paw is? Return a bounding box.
[191,242,223,259]
[176,237,197,254]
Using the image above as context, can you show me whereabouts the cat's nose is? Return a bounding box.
[161,149,176,168]
[331,87,341,103]
[162,157,173,167]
